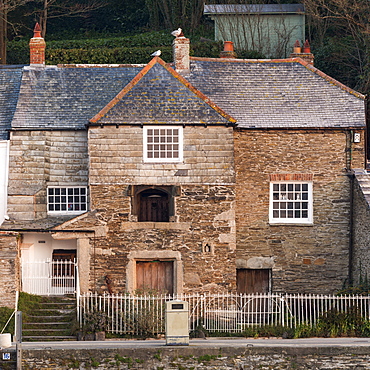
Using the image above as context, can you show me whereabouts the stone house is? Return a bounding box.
[0,25,368,308]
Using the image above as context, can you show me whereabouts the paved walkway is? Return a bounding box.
[9,337,370,350]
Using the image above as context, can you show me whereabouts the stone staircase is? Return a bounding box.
[22,295,77,341]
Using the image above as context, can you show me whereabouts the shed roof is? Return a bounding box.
[204,4,305,15]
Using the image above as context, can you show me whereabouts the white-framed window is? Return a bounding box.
[269,182,313,224]
[47,187,88,214]
[143,126,183,162]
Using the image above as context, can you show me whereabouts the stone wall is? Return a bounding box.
[0,232,19,308]
[353,177,370,286]
[20,345,370,369]
[7,130,88,220]
[83,124,236,294]
[234,128,365,294]
[88,184,236,294]
[88,125,235,185]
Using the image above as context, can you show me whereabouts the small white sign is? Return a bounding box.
[2,352,11,360]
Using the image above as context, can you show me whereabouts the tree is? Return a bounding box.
[145,0,205,33]
[32,0,106,38]
[304,0,370,93]
[0,0,34,64]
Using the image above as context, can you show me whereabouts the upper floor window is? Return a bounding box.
[48,187,88,214]
[269,182,313,224]
[143,126,183,162]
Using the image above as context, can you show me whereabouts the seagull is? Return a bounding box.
[171,28,182,37]
[151,50,161,57]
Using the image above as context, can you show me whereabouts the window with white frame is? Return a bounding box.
[48,187,88,214]
[269,182,313,224]
[143,126,183,162]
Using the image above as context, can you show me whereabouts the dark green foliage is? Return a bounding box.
[0,306,15,333]
[312,36,366,93]
[7,31,227,65]
[315,306,368,337]
[293,307,370,338]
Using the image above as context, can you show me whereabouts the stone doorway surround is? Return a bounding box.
[126,250,183,294]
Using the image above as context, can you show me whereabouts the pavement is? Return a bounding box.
[7,337,370,350]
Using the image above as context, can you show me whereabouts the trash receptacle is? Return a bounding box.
[165,300,189,346]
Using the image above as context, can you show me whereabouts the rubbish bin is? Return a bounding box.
[165,300,189,346]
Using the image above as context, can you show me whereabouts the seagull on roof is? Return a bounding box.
[151,50,161,57]
[171,28,182,37]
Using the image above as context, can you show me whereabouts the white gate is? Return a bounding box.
[22,259,77,296]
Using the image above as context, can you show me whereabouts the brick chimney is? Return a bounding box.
[29,23,46,65]
[220,41,237,58]
[290,40,314,65]
[173,33,190,76]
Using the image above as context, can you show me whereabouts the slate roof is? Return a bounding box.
[1,56,366,133]
[0,66,23,140]
[90,57,235,126]
[11,64,143,131]
[187,58,366,129]
[204,4,305,15]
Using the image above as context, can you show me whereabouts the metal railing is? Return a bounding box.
[78,292,370,335]
[22,259,77,296]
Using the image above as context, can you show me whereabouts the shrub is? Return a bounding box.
[0,307,15,334]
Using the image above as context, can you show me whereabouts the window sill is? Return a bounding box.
[121,222,191,231]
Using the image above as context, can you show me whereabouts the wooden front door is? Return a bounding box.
[237,269,270,294]
[136,261,174,294]
[139,190,169,222]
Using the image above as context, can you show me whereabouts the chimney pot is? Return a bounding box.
[220,41,237,58]
[293,40,301,54]
[290,39,314,66]
[303,40,311,53]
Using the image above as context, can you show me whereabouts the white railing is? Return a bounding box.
[22,259,77,296]
[78,292,370,335]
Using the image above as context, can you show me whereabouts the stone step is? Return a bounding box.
[22,295,78,342]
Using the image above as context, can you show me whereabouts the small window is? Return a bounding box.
[48,187,88,214]
[143,126,183,162]
[269,182,313,224]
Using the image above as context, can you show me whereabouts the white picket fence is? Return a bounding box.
[78,292,370,335]
[22,259,77,296]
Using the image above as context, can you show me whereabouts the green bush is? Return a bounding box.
[315,306,367,337]
[7,32,233,65]
[0,307,15,334]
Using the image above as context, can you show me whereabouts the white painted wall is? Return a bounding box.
[0,141,9,226]
[21,233,77,262]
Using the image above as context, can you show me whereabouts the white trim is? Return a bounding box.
[269,181,313,224]
[143,126,183,163]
